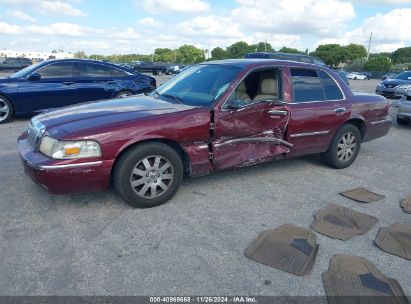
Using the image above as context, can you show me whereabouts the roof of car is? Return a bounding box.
[204,58,323,69]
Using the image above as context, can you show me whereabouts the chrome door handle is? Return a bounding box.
[334,107,346,113]
[268,110,288,116]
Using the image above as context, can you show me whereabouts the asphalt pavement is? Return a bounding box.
[0,76,410,296]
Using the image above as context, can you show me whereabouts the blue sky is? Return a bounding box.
[0,0,410,55]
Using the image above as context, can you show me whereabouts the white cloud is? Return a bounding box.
[353,0,411,4]
[7,10,36,22]
[178,15,243,38]
[325,8,411,52]
[138,17,163,28]
[0,22,22,34]
[232,0,355,37]
[140,0,209,13]
[27,22,86,36]
[0,0,86,17]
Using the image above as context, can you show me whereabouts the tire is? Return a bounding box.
[354,77,357,80]
[115,91,133,99]
[0,95,13,124]
[113,142,183,208]
[157,70,163,76]
[321,124,362,169]
[397,116,409,125]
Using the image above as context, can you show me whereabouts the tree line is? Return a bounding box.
[74,41,411,72]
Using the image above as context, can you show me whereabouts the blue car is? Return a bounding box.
[0,59,156,123]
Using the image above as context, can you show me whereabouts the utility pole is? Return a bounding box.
[367,32,373,60]
[264,39,267,52]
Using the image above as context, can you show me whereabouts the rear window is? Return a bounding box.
[291,68,325,102]
[318,70,344,100]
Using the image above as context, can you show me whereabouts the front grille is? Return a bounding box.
[384,84,397,89]
[27,118,45,150]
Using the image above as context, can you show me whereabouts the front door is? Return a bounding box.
[17,62,78,113]
[211,67,291,170]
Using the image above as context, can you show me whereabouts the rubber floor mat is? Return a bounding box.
[244,224,319,276]
[310,204,378,241]
[323,255,409,304]
[374,222,411,260]
[400,197,411,214]
[340,187,385,203]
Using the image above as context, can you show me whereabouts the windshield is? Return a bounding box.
[395,71,411,80]
[10,62,41,78]
[154,64,242,107]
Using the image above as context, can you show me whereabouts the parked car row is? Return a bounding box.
[0,59,156,123]
[16,59,391,208]
[0,57,32,70]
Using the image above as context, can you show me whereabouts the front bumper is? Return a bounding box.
[18,134,113,194]
[398,100,411,120]
[375,87,402,99]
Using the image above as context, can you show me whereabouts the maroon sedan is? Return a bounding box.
[18,60,391,208]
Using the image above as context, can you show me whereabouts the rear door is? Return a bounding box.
[286,68,350,156]
[16,61,78,112]
[211,67,292,170]
[77,62,127,102]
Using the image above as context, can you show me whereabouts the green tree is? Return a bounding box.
[226,41,253,58]
[346,58,367,72]
[343,44,367,62]
[211,47,228,60]
[364,56,392,72]
[253,41,273,52]
[176,45,205,64]
[278,47,302,54]
[310,44,348,67]
[73,51,86,59]
[391,47,411,64]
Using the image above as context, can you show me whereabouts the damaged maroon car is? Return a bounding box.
[18,59,391,208]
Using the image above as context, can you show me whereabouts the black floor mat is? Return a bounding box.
[340,187,385,203]
[310,204,378,241]
[400,197,411,214]
[374,222,411,260]
[244,224,319,276]
[323,255,409,304]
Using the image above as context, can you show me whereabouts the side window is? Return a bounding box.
[111,68,129,77]
[80,63,117,77]
[291,68,324,103]
[318,70,344,100]
[36,63,74,79]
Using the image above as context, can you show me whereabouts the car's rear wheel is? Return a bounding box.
[0,96,13,124]
[157,70,163,76]
[397,116,409,125]
[321,124,361,169]
[113,142,183,208]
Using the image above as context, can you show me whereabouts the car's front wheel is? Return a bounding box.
[322,124,361,169]
[0,96,13,124]
[113,142,183,208]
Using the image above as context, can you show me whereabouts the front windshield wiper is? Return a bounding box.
[154,90,184,104]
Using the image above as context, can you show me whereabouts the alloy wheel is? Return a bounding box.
[0,98,10,122]
[129,155,174,199]
[337,132,357,162]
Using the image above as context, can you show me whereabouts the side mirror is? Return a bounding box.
[28,73,41,81]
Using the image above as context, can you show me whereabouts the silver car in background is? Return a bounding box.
[398,88,411,125]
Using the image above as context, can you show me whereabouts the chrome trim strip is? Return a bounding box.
[370,117,393,125]
[27,160,103,170]
[289,130,331,138]
[214,137,293,148]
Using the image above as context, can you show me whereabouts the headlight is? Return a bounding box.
[396,84,411,90]
[39,136,101,159]
[376,82,384,88]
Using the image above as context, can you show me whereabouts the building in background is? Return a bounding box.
[0,49,74,61]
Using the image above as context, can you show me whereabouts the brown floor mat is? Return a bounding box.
[244,224,319,276]
[310,204,378,241]
[323,255,409,304]
[340,187,385,203]
[400,197,411,214]
[374,222,411,260]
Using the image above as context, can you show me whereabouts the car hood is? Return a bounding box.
[382,79,411,86]
[37,94,198,136]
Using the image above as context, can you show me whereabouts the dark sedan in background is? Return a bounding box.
[376,71,411,98]
[0,59,156,123]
